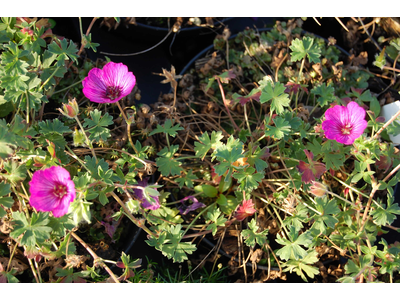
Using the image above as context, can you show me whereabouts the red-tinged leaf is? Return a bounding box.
[297,161,315,183]
[376,155,393,174]
[234,199,256,221]
[216,70,236,83]
[297,150,326,183]
[236,91,261,106]
[284,82,308,94]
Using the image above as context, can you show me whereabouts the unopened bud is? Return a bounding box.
[59,98,79,119]
[309,181,328,198]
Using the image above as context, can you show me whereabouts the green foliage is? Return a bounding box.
[232,166,264,193]
[155,145,183,176]
[281,250,320,282]
[0,181,13,218]
[241,219,268,248]
[290,36,321,64]
[206,207,227,236]
[10,212,53,247]
[310,197,340,234]
[276,226,313,261]
[47,38,79,67]
[194,131,224,160]
[149,119,183,138]
[146,224,196,263]
[264,116,291,140]
[311,83,336,107]
[83,109,113,142]
[213,136,244,181]
[260,81,290,114]
[371,195,400,226]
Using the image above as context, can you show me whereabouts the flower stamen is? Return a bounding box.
[341,123,352,135]
[106,86,122,100]
[53,184,67,199]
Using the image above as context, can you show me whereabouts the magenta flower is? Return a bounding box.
[29,166,75,217]
[321,101,368,145]
[132,178,160,210]
[82,62,136,104]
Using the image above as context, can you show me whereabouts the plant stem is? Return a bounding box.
[73,116,97,161]
[295,58,306,110]
[109,191,157,238]
[70,231,120,283]
[216,77,240,132]
[115,100,139,154]
[53,78,84,95]
[27,257,40,283]
[371,107,400,140]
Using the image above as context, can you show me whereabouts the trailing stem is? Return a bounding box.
[70,231,120,283]
[115,100,139,154]
[216,77,240,132]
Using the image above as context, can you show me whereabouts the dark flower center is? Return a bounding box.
[53,184,67,199]
[341,123,352,135]
[106,86,122,100]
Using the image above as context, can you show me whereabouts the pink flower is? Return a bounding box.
[29,166,75,217]
[234,199,256,221]
[297,150,326,184]
[82,62,136,104]
[321,101,368,145]
[132,178,160,210]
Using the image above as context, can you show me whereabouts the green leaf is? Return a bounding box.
[155,145,183,176]
[216,194,239,215]
[149,119,183,138]
[241,219,269,248]
[194,184,218,198]
[372,48,386,70]
[0,181,13,218]
[194,131,224,160]
[0,74,29,90]
[83,109,113,142]
[264,116,291,140]
[174,170,197,188]
[276,226,312,261]
[311,83,336,107]
[146,224,196,263]
[206,207,227,236]
[38,118,71,135]
[260,81,290,114]
[47,38,79,67]
[98,191,109,206]
[281,250,319,282]
[232,166,264,193]
[247,146,268,173]
[69,199,92,225]
[371,195,400,226]
[84,155,110,179]
[290,36,321,64]
[213,136,244,181]
[1,160,27,185]
[311,197,340,234]
[10,212,52,247]
[47,214,76,239]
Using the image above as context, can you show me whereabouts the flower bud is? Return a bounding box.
[59,98,79,119]
[73,128,87,147]
[309,181,328,198]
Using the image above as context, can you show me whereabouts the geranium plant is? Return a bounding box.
[1,16,400,283]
